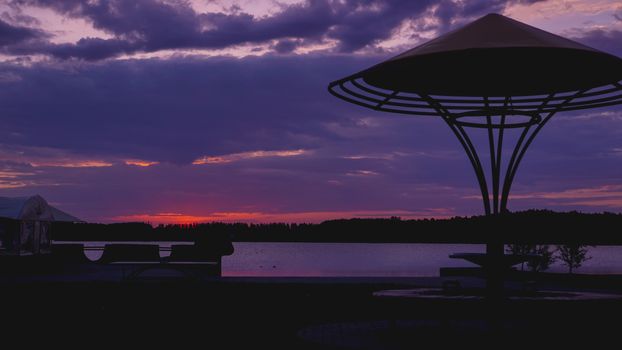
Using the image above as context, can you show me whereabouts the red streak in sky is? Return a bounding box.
[111,209,454,225]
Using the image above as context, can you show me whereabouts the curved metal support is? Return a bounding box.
[451,109,540,129]
[499,124,533,212]
[497,93,555,212]
[329,75,622,300]
[499,90,587,211]
[422,94,491,215]
[329,77,622,117]
[423,90,586,216]
[486,113,497,213]
[495,112,506,213]
[486,97,509,214]
[454,122,492,215]
[330,81,622,214]
[376,90,398,109]
[499,115,555,211]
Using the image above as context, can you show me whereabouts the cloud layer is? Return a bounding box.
[0,0,621,222]
[0,0,560,60]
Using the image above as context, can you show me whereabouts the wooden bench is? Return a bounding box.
[97,243,230,280]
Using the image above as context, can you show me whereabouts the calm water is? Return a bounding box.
[222,243,622,277]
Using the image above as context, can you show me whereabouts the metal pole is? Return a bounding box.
[422,95,492,215]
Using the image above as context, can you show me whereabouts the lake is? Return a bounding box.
[222,243,622,277]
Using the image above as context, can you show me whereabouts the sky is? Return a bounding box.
[0,0,621,224]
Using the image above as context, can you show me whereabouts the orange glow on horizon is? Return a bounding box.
[111,208,455,225]
[124,159,160,167]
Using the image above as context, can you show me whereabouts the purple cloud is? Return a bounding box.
[573,29,622,57]
[0,54,386,163]
[0,18,44,46]
[433,0,545,31]
[1,53,621,221]
[1,1,622,222]
[4,0,544,60]
[272,39,301,54]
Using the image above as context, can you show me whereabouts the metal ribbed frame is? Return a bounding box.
[329,77,622,215]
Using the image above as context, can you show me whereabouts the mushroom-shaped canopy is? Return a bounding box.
[329,13,622,116]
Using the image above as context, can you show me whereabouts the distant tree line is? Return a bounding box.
[51,210,622,245]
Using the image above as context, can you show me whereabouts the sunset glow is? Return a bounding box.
[3,2,622,344]
[29,160,113,168]
[0,0,620,223]
[192,149,308,165]
[112,208,455,225]
[124,160,160,167]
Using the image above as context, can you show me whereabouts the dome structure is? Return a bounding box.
[328,13,622,216]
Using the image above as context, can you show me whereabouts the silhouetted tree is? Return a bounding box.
[527,245,556,273]
[51,210,622,244]
[506,244,555,272]
[557,244,591,274]
[506,244,533,271]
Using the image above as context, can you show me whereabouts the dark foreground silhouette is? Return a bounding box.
[3,209,621,349]
[52,209,622,244]
[2,275,620,349]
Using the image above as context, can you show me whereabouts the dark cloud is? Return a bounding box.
[0,18,44,46]
[0,54,388,163]
[8,36,140,60]
[6,0,331,59]
[434,0,546,30]
[573,29,622,57]
[0,6,41,27]
[272,39,301,54]
[4,0,536,60]
[321,1,431,53]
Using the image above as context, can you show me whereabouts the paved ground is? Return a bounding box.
[1,266,622,349]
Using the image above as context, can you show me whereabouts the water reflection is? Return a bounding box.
[223,243,622,277]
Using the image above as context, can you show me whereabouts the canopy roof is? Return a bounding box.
[390,13,597,58]
[328,13,622,117]
[0,195,82,222]
[356,13,622,96]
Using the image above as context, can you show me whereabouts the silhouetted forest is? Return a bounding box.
[51,210,622,244]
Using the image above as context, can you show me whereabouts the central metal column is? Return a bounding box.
[443,113,541,297]
[423,95,542,297]
[422,92,584,297]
